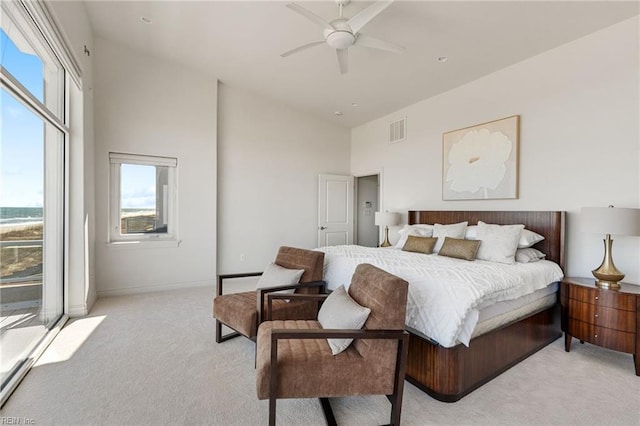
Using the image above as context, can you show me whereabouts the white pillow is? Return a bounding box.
[256,263,304,295]
[475,221,524,264]
[515,248,546,263]
[518,229,545,249]
[467,225,543,249]
[395,224,434,248]
[464,225,478,240]
[433,222,468,253]
[317,285,371,355]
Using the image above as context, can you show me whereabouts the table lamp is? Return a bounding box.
[375,212,400,247]
[581,206,640,289]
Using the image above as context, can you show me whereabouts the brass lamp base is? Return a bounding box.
[380,225,392,247]
[592,234,624,290]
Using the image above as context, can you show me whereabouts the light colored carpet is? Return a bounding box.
[1,285,639,425]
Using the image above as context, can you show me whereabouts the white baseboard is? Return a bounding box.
[68,303,88,317]
[97,280,212,298]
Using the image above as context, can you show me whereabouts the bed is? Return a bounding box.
[319,210,565,402]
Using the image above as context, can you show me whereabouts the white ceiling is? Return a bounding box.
[83,1,639,128]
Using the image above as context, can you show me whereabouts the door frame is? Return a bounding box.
[353,169,384,246]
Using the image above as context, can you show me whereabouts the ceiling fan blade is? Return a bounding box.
[286,3,334,32]
[347,0,394,34]
[336,49,348,74]
[355,33,405,54]
[281,41,325,58]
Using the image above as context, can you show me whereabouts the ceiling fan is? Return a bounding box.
[281,0,405,74]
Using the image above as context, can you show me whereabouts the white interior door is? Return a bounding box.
[318,174,354,247]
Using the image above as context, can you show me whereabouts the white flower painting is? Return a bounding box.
[442,115,519,200]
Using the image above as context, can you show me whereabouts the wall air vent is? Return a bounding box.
[389,117,406,143]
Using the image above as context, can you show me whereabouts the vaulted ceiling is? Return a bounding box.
[84,1,639,127]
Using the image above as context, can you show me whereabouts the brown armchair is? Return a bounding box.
[256,263,409,426]
[213,246,325,343]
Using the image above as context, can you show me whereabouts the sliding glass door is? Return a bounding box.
[1,3,66,397]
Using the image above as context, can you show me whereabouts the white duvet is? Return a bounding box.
[317,245,564,348]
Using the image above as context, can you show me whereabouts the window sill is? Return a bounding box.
[106,240,181,249]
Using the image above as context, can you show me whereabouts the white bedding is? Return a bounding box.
[317,245,564,348]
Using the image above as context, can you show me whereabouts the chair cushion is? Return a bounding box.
[256,320,396,400]
[214,291,320,339]
[214,291,258,338]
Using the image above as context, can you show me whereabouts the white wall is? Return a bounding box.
[352,17,640,284]
[48,1,96,316]
[93,38,217,296]
[217,84,351,273]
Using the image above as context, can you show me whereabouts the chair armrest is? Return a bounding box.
[216,272,263,296]
[265,292,329,321]
[258,280,326,323]
[271,328,408,342]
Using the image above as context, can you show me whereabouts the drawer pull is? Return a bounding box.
[595,296,599,300]
[594,314,599,318]
[594,334,598,338]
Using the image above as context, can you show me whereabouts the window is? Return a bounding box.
[109,153,177,243]
[1,0,72,405]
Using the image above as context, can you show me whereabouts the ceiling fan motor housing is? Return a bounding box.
[324,19,355,49]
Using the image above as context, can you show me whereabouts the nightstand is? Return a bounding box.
[560,277,640,375]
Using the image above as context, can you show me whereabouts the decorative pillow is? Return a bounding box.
[475,221,524,264]
[433,221,468,253]
[518,229,545,249]
[317,285,371,355]
[467,225,543,249]
[402,235,438,254]
[255,263,304,295]
[438,237,481,261]
[515,248,546,263]
[464,225,478,240]
[395,224,434,248]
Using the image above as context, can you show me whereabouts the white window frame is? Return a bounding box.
[108,152,178,244]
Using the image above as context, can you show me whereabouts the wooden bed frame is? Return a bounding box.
[405,210,565,402]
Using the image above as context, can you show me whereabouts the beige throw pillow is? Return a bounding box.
[402,235,438,254]
[433,221,468,253]
[476,221,524,264]
[317,285,371,355]
[438,237,481,261]
[256,263,304,295]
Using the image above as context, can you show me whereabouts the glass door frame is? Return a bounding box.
[0,0,71,406]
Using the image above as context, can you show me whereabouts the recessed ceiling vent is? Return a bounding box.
[389,118,406,143]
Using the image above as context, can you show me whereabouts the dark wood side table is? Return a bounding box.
[560,277,640,375]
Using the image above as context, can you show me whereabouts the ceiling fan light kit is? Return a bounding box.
[282,0,404,74]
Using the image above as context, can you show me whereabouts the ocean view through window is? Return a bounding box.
[109,153,177,243]
[1,3,67,404]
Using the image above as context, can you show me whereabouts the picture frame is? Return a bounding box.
[442,115,520,200]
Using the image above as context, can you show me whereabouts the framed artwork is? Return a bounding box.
[442,115,520,200]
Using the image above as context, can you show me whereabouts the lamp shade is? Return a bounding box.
[374,212,400,227]
[581,206,640,236]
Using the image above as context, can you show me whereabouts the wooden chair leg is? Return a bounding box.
[269,395,276,426]
[215,319,222,343]
[390,336,408,426]
[215,320,242,343]
[319,398,338,426]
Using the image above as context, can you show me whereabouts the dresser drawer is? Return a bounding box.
[569,285,636,311]
[567,320,635,353]
[568,299,636,332]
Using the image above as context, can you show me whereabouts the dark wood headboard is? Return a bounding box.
[408,211,565,270]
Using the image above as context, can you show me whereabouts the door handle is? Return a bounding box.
[319,226,327,230]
